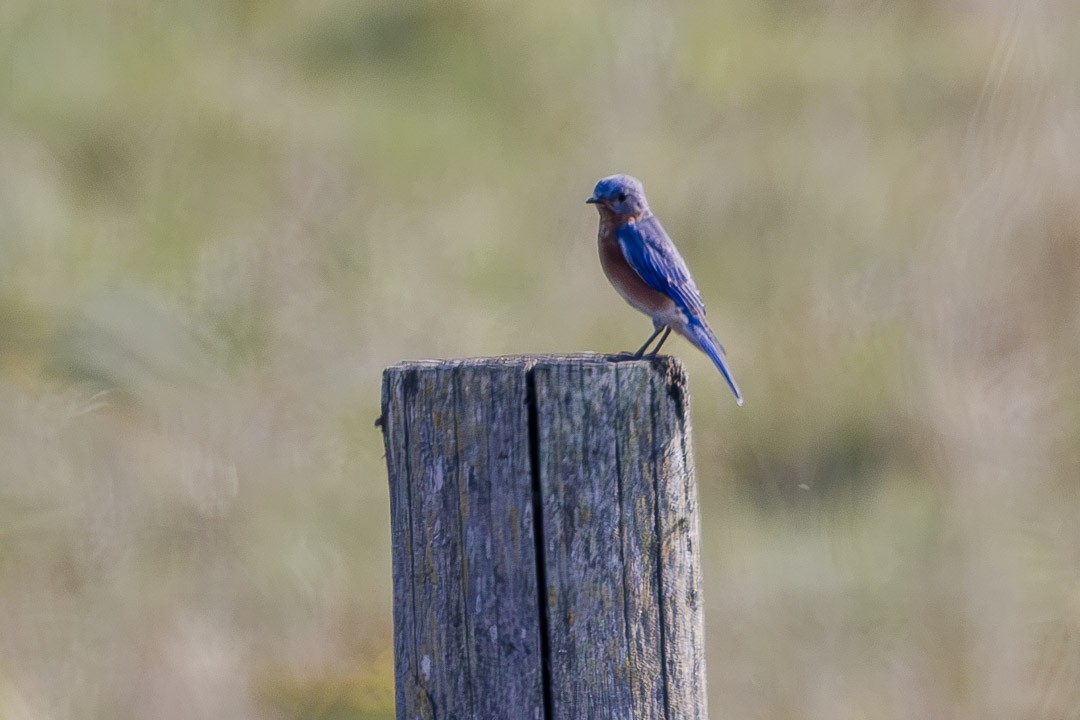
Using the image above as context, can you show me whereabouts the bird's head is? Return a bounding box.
[586,174,649,219]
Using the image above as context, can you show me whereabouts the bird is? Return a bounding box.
[586,174,743,405]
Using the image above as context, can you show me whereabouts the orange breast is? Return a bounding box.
[598,232,676,317]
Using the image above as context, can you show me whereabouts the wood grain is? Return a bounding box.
[382,354,706,720]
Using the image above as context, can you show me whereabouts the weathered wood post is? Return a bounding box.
[381,354,706,720]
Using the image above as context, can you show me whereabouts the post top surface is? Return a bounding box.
[386,353,684,373]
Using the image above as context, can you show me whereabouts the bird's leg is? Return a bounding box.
[630,328,660,358]
[632,326,666,359]
[645,327,672,358]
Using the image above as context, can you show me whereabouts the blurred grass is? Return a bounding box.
[2,0,1080,717]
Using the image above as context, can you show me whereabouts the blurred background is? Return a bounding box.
[2,0,1079,717]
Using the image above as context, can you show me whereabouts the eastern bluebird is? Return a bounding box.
[587,174,744,405]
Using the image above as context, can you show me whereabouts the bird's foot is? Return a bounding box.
[611,349,661,361]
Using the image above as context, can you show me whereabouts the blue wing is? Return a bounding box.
[615,216,706,318]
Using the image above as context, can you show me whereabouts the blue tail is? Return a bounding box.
[687,319,743,406]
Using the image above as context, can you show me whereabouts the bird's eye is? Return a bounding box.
[617,192,627,202]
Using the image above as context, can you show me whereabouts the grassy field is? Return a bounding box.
[2,0,1079,717]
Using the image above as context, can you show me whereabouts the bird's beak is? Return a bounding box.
[585,196,599,204]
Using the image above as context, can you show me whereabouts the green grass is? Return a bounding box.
[2,0,1079,717]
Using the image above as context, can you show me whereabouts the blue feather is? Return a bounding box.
[615,217,706,319]
[616,216,743,405]
[687,318,743,406]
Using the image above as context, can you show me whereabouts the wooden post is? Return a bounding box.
[381,354,707,720]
